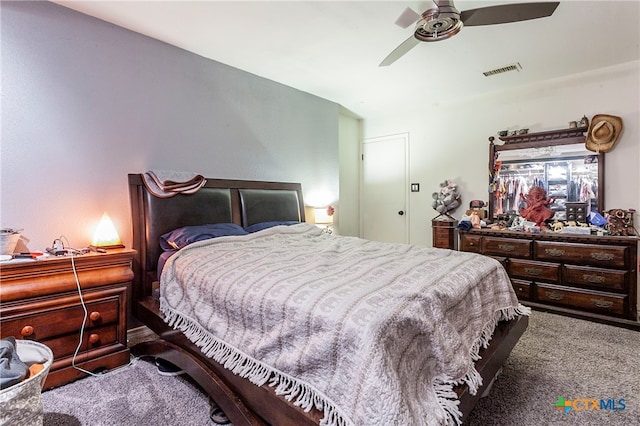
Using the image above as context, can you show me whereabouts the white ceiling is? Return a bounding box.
[53,1,640,118]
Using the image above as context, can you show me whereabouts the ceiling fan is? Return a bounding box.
[380,1,560,66]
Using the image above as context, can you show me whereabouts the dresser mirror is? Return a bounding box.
[488,128,604,221]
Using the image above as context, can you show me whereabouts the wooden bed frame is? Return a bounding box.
[127,173,528,425]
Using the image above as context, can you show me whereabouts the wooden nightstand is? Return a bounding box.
[432,216,458,250]
[0,249,134,389]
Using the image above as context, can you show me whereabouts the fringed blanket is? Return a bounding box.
[160,223,528,426]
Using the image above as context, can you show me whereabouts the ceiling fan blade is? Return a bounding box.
[461,2,559,27]
[394,6,422,28]
[379,36,420,67]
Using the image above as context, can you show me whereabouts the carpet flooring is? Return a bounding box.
[41,311,639,425]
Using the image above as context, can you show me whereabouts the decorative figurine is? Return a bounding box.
[579,115,589,128]
[432,179,461,216]
[519,186,554,227]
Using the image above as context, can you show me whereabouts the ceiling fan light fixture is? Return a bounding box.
[414,7,463,42]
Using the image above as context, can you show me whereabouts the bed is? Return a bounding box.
[127,173,529,426]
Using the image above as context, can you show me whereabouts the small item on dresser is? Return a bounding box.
[587,211,607,227]
[562,226,591,235]
[604,208,637,236]
[579,115,589,128]
[519,187,554,227]
[0,229,22,256]
[470,212,481,229]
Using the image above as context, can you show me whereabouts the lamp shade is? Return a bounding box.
[313,207,333,225]
[91,212,123,249]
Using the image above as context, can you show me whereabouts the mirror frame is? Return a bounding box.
[488,127,605,220]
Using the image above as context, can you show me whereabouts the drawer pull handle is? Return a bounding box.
[591,252,614,261]
[89,311,102,321]
[20,326,34,337]
[545,248,565,257]
[525,267,543,276]
[89,334,100,344]
[498,244,515,252]
[545,291,564,301]
[583,274,606,284]
[591,299,614,309]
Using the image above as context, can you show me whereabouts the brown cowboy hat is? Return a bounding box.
[585,114,623,153]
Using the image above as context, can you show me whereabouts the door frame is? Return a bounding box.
[360,132,410,243]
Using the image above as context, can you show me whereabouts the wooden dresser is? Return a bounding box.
[459,229,638,328]
[0,249,134,389]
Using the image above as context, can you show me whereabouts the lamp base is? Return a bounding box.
[89,244,125,251]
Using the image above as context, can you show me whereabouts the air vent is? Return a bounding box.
[483,62,522,77]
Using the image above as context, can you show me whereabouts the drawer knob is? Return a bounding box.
[20,325,34,337]
[89,311,102,321]
[89,333,100,344]
[545,291,564,301]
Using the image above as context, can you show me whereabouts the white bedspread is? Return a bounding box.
[160,223,527,426]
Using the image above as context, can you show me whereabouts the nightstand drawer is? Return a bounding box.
[40,324,119,359]
[1,298,120,341]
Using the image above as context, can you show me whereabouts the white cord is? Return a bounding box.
[68,251,138,377]
[69,253,102,377]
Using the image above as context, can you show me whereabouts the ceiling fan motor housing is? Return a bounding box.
[414,4,463,42]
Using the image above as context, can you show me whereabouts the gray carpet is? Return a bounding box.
[41,311,639,425]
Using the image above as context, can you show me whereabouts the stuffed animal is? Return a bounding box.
[432,180,461,215]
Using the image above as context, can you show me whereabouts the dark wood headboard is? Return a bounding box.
[128,173,305,303]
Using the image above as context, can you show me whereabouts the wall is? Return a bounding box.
[1,1,339,251]
[337,108,361,237]
[363,61,640,247]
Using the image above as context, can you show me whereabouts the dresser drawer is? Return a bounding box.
[40,324,119,359]
[460,234,482,253]
[1,298,120,341]
[509,259,560,283]
[563,265,627,292]
[511,279,531,301]
[535,241,628,268]
[483,237,532,258]
[536,283,626,316]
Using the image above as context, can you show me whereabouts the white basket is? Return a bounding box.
[0,233,21,255]
[0,340,53,426]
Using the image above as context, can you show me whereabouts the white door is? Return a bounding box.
[362,133,409,243]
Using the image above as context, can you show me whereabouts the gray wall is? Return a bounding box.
[1,1,339,250]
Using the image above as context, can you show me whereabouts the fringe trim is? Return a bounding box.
[433,304,531,425]
[160,300,354,426]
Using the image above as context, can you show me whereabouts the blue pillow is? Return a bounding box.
[244,221,300,233]
[160,223,248,250]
